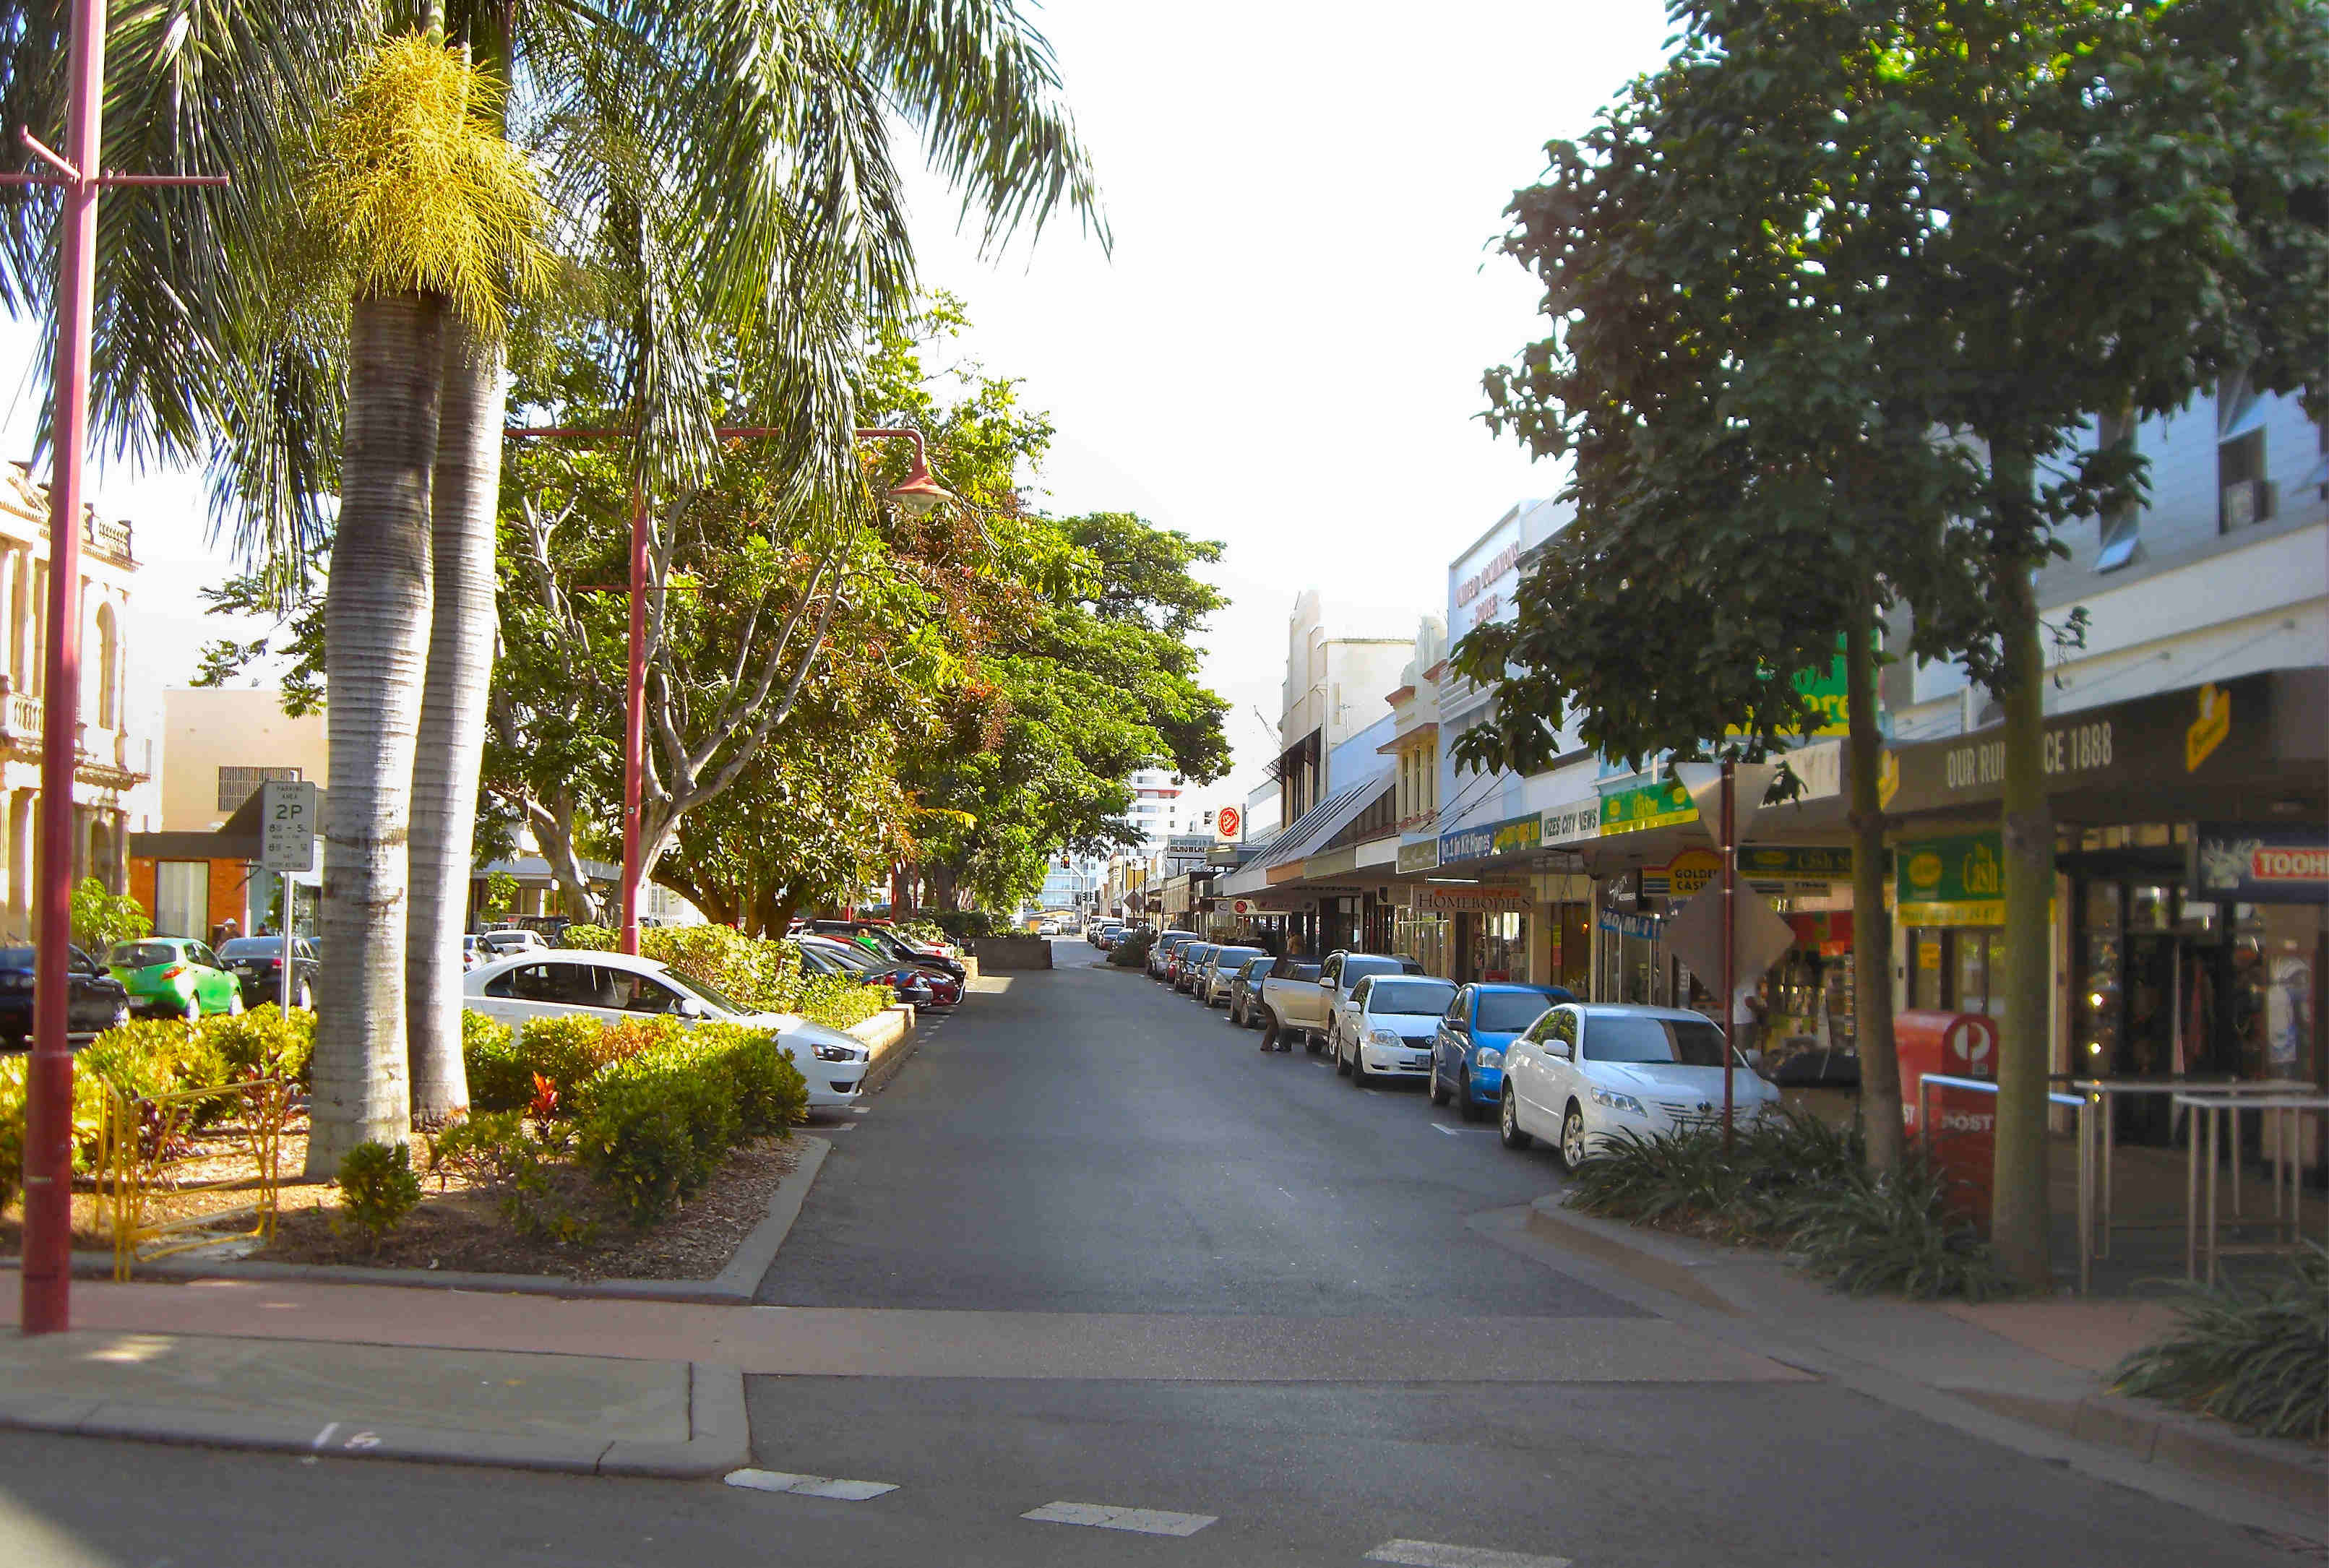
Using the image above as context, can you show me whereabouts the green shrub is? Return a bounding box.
[571,1025,805,1224]
[913,908,1000,939]
[1108,928,1155,968]
[689,1021,809,1137]
[501,1013,606,1105]
[2113,1244,2329,1441]
[461,1009,529,1110]
[428,1109,593,1244]
[797,972,887,1030]
[1781,1159,2020,1302]
[71,876,152,952]
[560,924,616,951]
[201,1004,315,1086]
[332,1140,422,1249]
[0,1054,111,1199]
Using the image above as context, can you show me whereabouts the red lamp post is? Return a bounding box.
[504,423,950,954]
[5,0,228,1337]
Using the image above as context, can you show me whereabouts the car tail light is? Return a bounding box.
[160,964,188,981]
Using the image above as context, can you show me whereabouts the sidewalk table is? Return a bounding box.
[2176,1090,2329,1285]
[2067,1076,2313,1263]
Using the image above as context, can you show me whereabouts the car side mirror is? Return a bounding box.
[1551,1041,1574,1061]
[678,996,707,1019]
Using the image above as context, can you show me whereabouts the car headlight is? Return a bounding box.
[812,1043,863,1063]
[1367,1027,1401,1047]
[1474,1046,1503,1069]
[1591,1087,1647,1114]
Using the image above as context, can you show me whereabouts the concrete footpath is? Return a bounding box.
[1496,1196,2328,1527]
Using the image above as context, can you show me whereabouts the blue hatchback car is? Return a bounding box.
[1429,983,1577,1121]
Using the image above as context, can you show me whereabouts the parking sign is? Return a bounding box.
[260,780,319,872]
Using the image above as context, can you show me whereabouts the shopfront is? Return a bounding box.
[1438,811,1544,983]
[1392,837,1450,975]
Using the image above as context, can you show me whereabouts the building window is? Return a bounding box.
[94,602,120,728]
[154,860,210,939]
[218,765,301,814]
[2093,411,2139,572]
[2217,379,2273,533]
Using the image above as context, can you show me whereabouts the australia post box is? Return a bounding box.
[1895,1010,1999,1135]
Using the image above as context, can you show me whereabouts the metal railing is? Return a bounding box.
[98,1074,291,1280]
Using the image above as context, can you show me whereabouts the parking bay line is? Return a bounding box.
[725,1469,897,1501]
[1365,1541,1572,1568]
[1021,1502,1217,1537]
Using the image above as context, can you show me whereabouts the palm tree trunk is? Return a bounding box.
[309,290,443,1175]
[406,318,504,1124]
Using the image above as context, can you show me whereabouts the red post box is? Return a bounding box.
[1895,1010,2002,1232]
[1893,1010,1999,1135]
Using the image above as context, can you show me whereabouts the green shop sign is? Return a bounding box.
[1601,780,1696,835]
[1895,832,2005,927]
[1736,845,1854,882]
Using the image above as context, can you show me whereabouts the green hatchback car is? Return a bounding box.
[107,938,245,1022]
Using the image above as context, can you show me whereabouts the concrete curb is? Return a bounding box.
[853,1008,924,1098]
[25,1132,840,1306]
[707,1137,829,1299]
[1953,1387,2329,1522]
[1515,1193,2329,1522]
[0,1362,749,1479]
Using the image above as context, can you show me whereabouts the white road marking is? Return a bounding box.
[1021,1501,1217,1536]
[724,1468,897,1501]
[1433,1124,1491,1135]
[309,1421,340,1451]
[1365,1541,1571,1568]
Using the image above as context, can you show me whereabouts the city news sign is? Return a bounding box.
[259,780,319,873]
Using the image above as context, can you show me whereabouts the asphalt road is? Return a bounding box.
[756,941,1633,1315]
[0,940,2303,1567]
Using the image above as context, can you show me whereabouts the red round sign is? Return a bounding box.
[1218,805,1242,839]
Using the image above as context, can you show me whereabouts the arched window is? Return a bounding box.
[94,601,119,729]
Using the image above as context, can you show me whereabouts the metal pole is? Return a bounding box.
[620,488,647,956]
[20,0,105,1338]
[1720,759,1736,1153]
[278,876,293,1012]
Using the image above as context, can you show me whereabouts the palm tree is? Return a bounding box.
[2,0,1105,1154]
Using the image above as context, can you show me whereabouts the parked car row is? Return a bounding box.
[1086,918,1128,950]
[1148,931,1782,1170]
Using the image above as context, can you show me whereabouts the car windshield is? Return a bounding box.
[1584,1013,1733,1066]
[1240,957,1274,977]
[1368,979,1457,1016]
[1476,991,1559,1033]
[1340,957,1404,988]
[806,942,880,973]
[1212,947,1262,968]
[219,938,293,958]
[110,942,178,968]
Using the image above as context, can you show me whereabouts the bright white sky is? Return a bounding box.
[0,0,1671,815]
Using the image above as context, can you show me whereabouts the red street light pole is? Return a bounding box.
[5,0,229,1337]
[504,423,949,955]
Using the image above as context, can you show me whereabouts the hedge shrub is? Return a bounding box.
[571,1027,806,1224]
[563,923,802,1012]
[796,972,888,1030]
[0,1053,110,1210]
[203,1005,316,1087]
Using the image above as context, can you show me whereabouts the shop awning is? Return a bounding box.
[1237,768,1393,884]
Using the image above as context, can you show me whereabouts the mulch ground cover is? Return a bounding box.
[1,1113,803,1283]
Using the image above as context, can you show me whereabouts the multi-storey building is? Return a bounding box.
[0,462,157,938]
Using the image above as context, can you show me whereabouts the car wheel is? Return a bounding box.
[1427,1059,1451,1107]
[1304,1030,1323,1055]
[228,989,245,1017]
[1260,1010,1280,1049]
[1499,1085,1533,1150]
[182,994,202,1024]
[1456,1067,1484,1124]
[1557,1102,1588,1173]
[295,980,314,1010]
[1334,1032,1353,1077]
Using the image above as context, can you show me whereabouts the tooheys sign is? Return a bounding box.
[2192,824,2329,904]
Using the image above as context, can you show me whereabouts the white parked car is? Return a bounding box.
[1331,974,1459,1086]
[1497,1002,1781,1169]
[461,949,871,1111]
[1197,944,1267,1007]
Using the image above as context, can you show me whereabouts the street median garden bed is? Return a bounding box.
[0,998,840,1284]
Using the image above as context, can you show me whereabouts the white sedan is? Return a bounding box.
[1333,974,1459,1086]
[462,949,871,1111]
[1497,1002,1781,1169]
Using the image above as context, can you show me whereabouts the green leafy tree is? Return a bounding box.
[1464,0,2328,1283]
[70,878,152,955]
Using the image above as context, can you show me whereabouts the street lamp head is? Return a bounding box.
[884,451,953,517]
